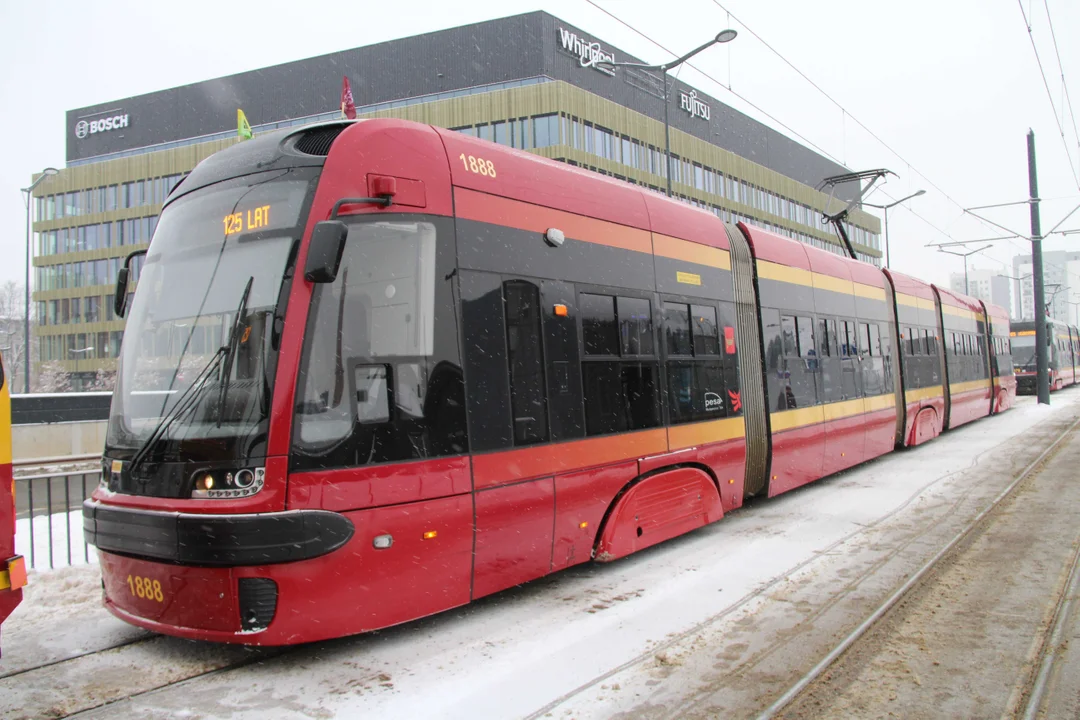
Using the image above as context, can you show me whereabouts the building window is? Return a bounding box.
[493,121,510,146]
[533,114,559,148]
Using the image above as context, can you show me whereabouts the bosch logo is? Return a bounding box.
[75,114,129,140]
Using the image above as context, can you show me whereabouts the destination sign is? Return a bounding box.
[223,205,272,235]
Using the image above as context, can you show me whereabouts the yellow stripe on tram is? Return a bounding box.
[904,385,944,404]
[772,393,896,432]
[950,379,992,395]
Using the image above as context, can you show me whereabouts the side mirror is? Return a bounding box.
[114,268,130,318]
[115,249,148,319]
[305,220,348,283]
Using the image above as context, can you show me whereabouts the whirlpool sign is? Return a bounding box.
[75,114,130,139]
[557,27,615,76]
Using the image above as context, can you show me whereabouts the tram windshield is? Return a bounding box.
[1012,333,1039,369]
[106,168,316,463]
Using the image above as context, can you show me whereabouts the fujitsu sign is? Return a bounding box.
[557,27,615,76]
[75,114,130,140]
[679,90,710,121]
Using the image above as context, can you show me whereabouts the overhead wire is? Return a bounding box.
[583,0,961,244]
[1017,0,1080,191]
[584,1,841,167]
[693,0,1073,266]
[706,0,1016,245]
[1041,0,1080,184]
[702,0,1080,270]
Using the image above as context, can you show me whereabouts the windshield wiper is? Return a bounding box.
[127,346,227,479]
[216,276,255,427]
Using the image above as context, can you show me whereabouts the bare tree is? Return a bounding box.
[0,280,33,393]
[84,367,116,392]
[32,361,72,393]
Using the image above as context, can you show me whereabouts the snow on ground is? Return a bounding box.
[6,392,1079,719]
[0,563,146,677]
[15,508,97,572]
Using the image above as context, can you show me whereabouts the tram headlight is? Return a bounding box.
[191,467,266,499]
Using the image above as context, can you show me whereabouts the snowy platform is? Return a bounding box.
[2,392,1077,719]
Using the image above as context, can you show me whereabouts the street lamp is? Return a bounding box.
[937,244,992,296]
[599,29,738,197]
[863,190,925,268]
[1003,273,1032,320]
[68,346,94,370]
[21,167,59,394]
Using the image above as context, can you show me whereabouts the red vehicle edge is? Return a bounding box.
[0,348,28,650]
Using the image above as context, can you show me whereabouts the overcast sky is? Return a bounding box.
[2,0,1078,305]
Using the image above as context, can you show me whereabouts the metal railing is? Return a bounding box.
[14,453,102,468]
[15,456,101,570]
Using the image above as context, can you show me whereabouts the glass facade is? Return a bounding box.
[32,172,175,381]
[452,112,880,261]
[68,78,554,168]
[37,76,879,387]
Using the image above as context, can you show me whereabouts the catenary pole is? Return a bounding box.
[23,191,30,393]
[1029,130,1050,405]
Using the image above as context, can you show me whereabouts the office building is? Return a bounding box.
[29,11,881,385]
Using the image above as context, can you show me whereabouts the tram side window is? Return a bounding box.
[504,280,548,446]
[781,315,797,356]
[876,323,894,393]
[665,302,727,423]
[816,318,831,357]
[839,320,862,399]
[692,304,720,356]
[580,293,659,436]
[840,321,859,357]
[798,317,816,361]
[861,323,885,396]
[907,327,919,356]
[923,328,933,356]
[292,219,467,469]
[772,314,818,409]
[762,308,786,410]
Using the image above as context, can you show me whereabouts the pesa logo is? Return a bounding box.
[75,114,129,139]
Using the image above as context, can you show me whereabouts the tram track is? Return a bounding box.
[15,428,1027,720]
[0,630,284,720]
[1013,521,1080,720]
[761,412,1080,720]
[525,406,1080,720]
[5,399,1077,719]
[0,632,151,681]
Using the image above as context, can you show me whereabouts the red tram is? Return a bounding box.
[84,119,1015,645]
[1011,318,1080,394]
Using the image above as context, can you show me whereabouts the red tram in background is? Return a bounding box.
[84,119,1016,645]
[1010,317,1080,394]
[0,349,27,648]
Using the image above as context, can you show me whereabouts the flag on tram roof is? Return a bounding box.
[341,76,357,120]
[237,109,254,140]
